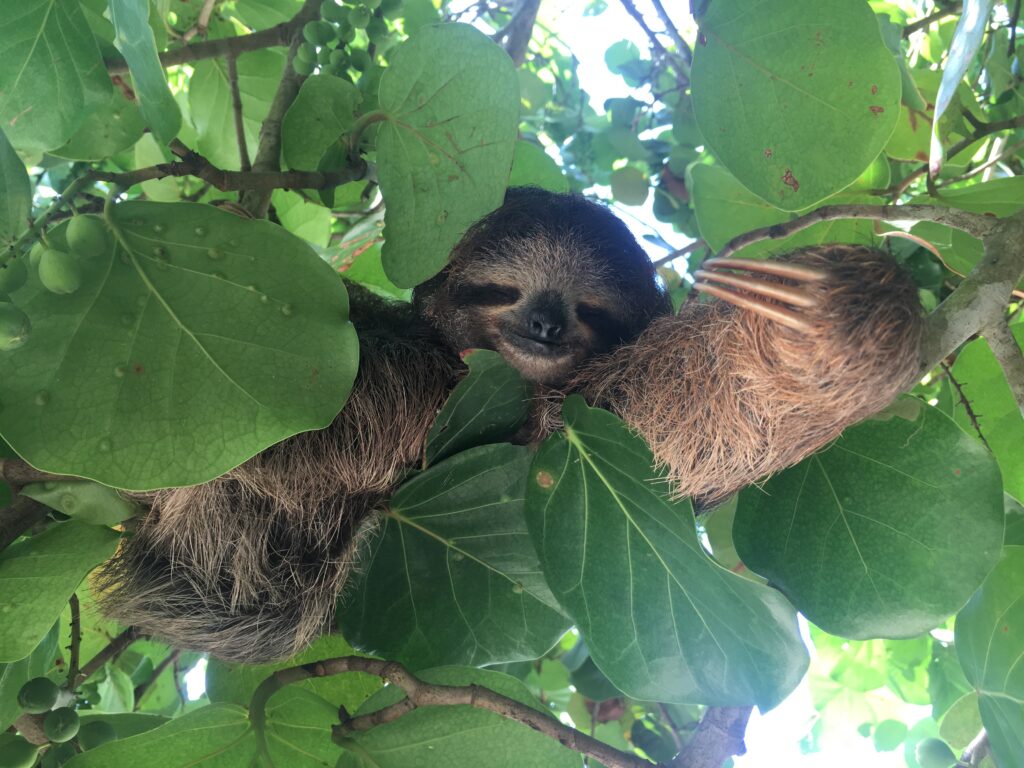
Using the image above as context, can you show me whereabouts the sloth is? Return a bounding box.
[96,187,923,664]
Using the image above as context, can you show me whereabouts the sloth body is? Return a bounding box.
[99,188,923,663]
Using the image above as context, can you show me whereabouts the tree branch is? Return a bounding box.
[653,239,707,268]
[240,0,323,218]
[668,707,751,768]
[250,657,654,768]
[649,0,693,64]
[982,318,1024,417]
[494,0,542,67]
[182,0,218,43]
[133,649,181,706]
[74,628,142,689]
[618,0,690,80]
[902,3,962,38]
[66,593,81,690]
[0,495,50,553]
[227,55,251,172]
[0,458,71,487]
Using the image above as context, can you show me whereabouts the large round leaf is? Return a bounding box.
[954,545,1024,768]
[0,202,358,490]
[691,0,899,210]
[734,400,1004,639]
[281,74,361,171]
[376,23,519,287]
[526,397,808,709]
[338,443,570,669]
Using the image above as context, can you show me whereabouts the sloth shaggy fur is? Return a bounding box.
[97,187,922,663]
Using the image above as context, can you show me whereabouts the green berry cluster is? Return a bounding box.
[1,215,112,353]
[294,0,401,77]
[2,678,118,768]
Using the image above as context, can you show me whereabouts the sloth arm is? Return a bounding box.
[572,245,923,505]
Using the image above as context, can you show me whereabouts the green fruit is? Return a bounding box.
[348,48,371,71]
[316,46,333,65]
[380,0,403,19]
[0,736,39,768]
[349,6,371,28]
[321,0,348,22]
[293,55,316,75]
[43,708,80,744]
[28,241,45,269]
[65,215,109,258]
[296,42,317,63]
[37,250,81,295]
[365,16,388,42]
[363,0,382,9]
[329,49,349,67]
[915,738,957,768]
[338,24,356,43]
[303,19,336,45]
[16,677,59,714]
[0,258,27,295]
[77,720,117,751]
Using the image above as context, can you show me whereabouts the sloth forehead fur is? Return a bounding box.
[412,187,672,385]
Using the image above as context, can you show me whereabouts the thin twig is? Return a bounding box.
[1009,0,1021,58]
[133,649,181,706]
[74,628,142,688]
[617,0,688,80]
[649,0,692,63]
[493,0,541,66]
[937,139,1024,188]
[903,3,962,38]
[715,204,998,259]
[668,707,752,768]
[0,458,77,487]
[0,496,50,553]
[653,239,707,267]
[227,55,252,172]
[250,657,653,768]
[940,362,992,448]
[183,0,218,42]
[983,319,1024,417]
[66,594,81,690]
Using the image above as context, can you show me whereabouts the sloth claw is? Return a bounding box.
[693,257,824,333]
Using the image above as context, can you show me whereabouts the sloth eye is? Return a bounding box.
[576,303,628,342]
[456,283,521,306]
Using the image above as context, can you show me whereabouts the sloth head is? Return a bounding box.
[414,187,671,385]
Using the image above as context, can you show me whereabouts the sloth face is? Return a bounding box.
[414,188,670,386]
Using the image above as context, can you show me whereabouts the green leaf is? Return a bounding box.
[77,711,170,740]
[526,397,808,709]
[0,129,29,250]
[64,703,257,768]
[610,166,649,205]
[206,633,381,713]
[0,623,58,731]
[189,50,284,170]
[734,400,1005,638]
[0,201,358,490]
[22,480,138,526]
[954,545,1024,767]
[108,0,182,145]
[281,74,361,171]
[508,140,569,193]
[95,662,135,713]
[1006,494,1024,546]
[0,522,119,662]
[51,89,146,162]
[338,666,579,768]
[425,350,531,466]
[264,687,342,768]
[134,134,180,202]
[271,190,333,247]
[691,0,900,210]
[949,332,1024,502]
[690,163,877,257]
[0,0,111,152]
[339,444,570,669]
[376,23,519,287]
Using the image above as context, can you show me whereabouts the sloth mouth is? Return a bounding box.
[504,332,573,358]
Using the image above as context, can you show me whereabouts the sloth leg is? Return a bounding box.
[574,244,923,505]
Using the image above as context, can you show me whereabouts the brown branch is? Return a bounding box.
[250,657,653,768]
[92,139,364,192]
[668,707,752,768]
[0,458,77,488]
[937,139,1024,188]
[240,0,323,218]
[134,649,181,707]
[0,496,50,553]
[66,593,81,690]
[902,4,962,38]
[715,204,998,259]
[940,361,992,446]
[13,713,48,745]
[653,239,707,268]
[227,55,252,172]
[983,319,1024,417]
[74,628,142,688]
[494,0,542,67]
[182,0,218,43]
[1010,0,1021,58]
[649,0,693,63]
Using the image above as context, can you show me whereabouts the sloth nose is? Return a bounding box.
[527,308,563,342]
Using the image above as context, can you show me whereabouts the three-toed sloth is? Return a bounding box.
[97,187,923,663]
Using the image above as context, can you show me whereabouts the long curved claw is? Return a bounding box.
[693,282,813,332]
[702,257,829,282]
[693,269,817,308]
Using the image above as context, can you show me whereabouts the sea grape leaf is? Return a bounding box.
[954,546,1024,768]
[690,163,878,257]
[65,703,257,768]
[189,49,284,170]
[0,522,119,662]
[0,129,29,250]
[376,23,519,287]
[264,687,343,768]
[337,666,579,768]
[425,350,532,466]
[690,0,900,210]
[108,0,182,145]
[508,139,569,193]
[734,400,1004,639]
[0,623,58,731]
[134,134,180,202]
[22,480,138,526]
[0,0,111,152]
[281,74,361,171]
[526,397,808,709]
[338,444,570,670]
[51,88,146,161]
[0,202,358,490]
[271,190,333,247]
